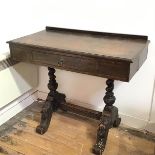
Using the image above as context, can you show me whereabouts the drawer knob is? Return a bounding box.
[58,59,64,67]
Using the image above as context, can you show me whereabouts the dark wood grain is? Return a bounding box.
[93,79,121,154]
[36,67,66,135]
[9,43,130,81]
[59,102,102,120]
[8,29,148,61]
[8,26,149,82]
[46,26,148,40]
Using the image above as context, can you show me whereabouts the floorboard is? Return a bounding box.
[0,101,154,155]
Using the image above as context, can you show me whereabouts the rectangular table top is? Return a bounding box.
[9,26,148,62]
[8,26,149,82]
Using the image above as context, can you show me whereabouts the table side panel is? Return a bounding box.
[9,43,131,81]
[129,44,148,80]
[9,44,32,62]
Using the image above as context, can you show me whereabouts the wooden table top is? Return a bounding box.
[8,27,149,82]
[9,27,148,62]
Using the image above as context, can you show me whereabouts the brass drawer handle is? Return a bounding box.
[57,58,64,67]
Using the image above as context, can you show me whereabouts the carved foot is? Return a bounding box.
[36,92,66,135]
[36,100,53,134]
[54,92,66,111]
[36,125,48,135]
[113,117,121,127]
[93,106,121,154]
[92,144,104,155]
[109,106,121,128]
[92,123,109,155]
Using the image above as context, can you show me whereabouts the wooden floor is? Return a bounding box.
[0,101,155,155]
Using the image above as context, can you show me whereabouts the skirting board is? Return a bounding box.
[0,89,38,126]
[145,122,155,134]
[37,90,148,131]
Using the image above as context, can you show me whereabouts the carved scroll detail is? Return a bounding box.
[93,79,121,155]
[36,67,66,134]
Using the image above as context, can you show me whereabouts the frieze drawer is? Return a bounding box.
[9,44,130,81]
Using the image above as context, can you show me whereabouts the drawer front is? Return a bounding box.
[32,49,130,81]
[97,59,130,81]
[32,50,98,73]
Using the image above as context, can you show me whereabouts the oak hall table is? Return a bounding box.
[7,26,149,155]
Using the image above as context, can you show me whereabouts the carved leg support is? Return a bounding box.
[92,79,121,155]
[36,67,66,134]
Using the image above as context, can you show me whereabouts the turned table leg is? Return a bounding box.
[36,67,66,134]
[92,79,121,155]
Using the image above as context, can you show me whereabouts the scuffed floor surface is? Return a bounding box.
[0,101,155,155]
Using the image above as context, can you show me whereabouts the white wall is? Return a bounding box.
[0,63,38,109]
[0,0,155,131]
[0,2,39,113]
